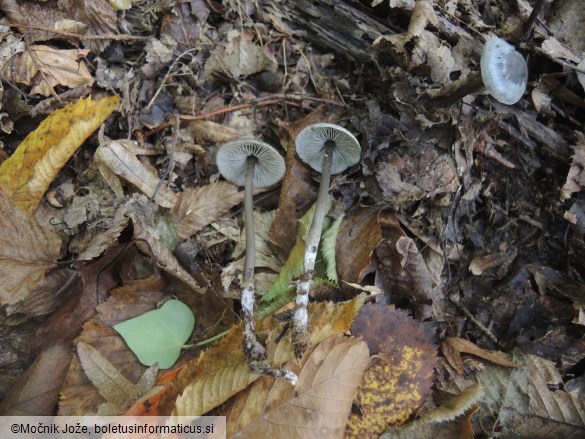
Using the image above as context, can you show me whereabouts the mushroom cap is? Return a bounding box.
[480,38,528,105]
[295,123,361,174]
[217,139,285,187]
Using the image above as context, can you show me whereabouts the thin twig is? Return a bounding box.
[522,0,546,39]
[145,47,200,112]
[449,294,499,344]
[3,22,145,41]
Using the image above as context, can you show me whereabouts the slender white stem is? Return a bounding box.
[241,158,264,361]
[293,141,334,355]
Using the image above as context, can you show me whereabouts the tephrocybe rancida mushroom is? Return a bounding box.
[433,37,528,107]
[217,139,296,383]
[293,123,361,357]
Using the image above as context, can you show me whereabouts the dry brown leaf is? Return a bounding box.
[162,296,365,417]
[95,139,178,209]
[347,303,437,435]
[188,120,240,144]
[376,148,458,202]
[2,45,94,96]
[469,251,517,276]
[0,95,120,212]
[2,268,79,321]
[172,182,245,239]
[77,342,157,415]
[226,336,369,438]
[0,196,62,309]
[222,210,283,299]
[384,403,480,439]
[0,0,117,52]
[336,208,383,294]
[375,214,442,320]
[408,383,484,426]
[541,37,581,64]
[441,337,522,374]
[373,1,454,83]
[0,345,71,415]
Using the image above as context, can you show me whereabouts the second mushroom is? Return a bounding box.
[293,123,361,357]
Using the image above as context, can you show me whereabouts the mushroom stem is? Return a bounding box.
[243,156,256,285]
[304,141,334,272]
[241,156,265,362]
[293,141,334,358]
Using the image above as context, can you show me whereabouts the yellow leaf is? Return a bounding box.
[0,96,120,212]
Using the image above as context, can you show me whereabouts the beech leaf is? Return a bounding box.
[0,95,119,212]
[95,139,178,208]
[226,336,370,437]
[476,351,585,437]
[113,300,195,369]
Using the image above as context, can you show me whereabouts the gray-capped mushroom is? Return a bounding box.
[293,123,361,357]
[217,139,296,383]
[433,37,528,107]
[481,38,528,105]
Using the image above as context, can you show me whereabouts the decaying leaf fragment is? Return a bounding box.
[0,95,120,212]
[126,195,204,294]
[336,207,383,292]
[77,342,158,415]
[1,45,94,96]
[222,210,284,300]
[562,134,585,200]
[373,1,454,83]
[441,337,523,374]
[203,29,276,80]
[0,196,62,309]
[76,207,130,261]
[226,336,369,438]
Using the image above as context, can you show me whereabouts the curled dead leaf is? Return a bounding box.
[441,337,523,374]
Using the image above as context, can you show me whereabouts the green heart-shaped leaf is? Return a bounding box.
[113,300,195,369]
